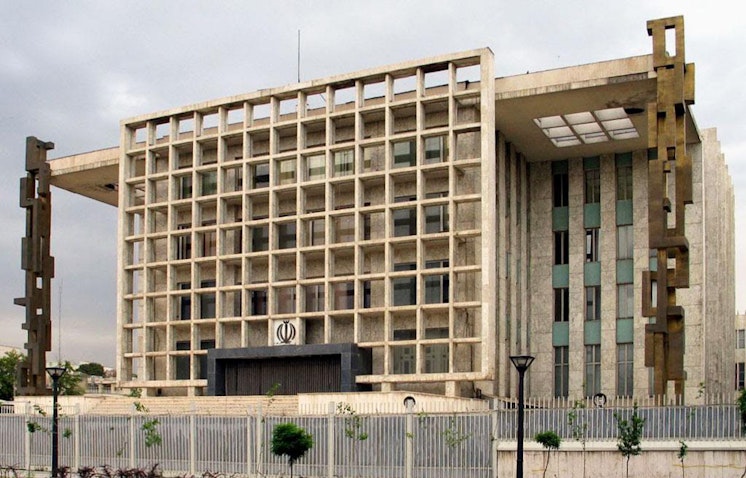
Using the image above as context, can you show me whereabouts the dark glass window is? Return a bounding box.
[554,231,569,265]
[585,228,599,262]
[553,173,568,207]
[554,288,569,322]
[585,168,600,203]
[554,346,569,398]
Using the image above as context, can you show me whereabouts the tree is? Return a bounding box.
[271,422,313,478]
[77,362,105,377]
[0,351,24,400]
[534,430,561,478]
[615,404,645,478]
[677,440,688,478]
[58,361,84,396]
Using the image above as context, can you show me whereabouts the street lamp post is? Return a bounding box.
[510,355,535,478]
[46,366,66,478]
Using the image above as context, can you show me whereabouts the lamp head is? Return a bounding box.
[46,366,66,380]
[509,355,535,372]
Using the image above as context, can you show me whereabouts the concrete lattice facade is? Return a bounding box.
[46,18,735,401]
[116,50,499,397]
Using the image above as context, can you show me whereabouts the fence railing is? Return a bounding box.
[0,401,743,478]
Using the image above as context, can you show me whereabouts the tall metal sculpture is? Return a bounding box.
[642,16,695,400]
[14,136,55,396]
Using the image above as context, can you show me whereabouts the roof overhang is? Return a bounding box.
[49,147,119,206]
[494,54,699,161]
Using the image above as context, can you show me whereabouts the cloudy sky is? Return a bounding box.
[0,1,744,367]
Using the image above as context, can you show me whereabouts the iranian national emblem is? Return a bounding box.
[276,320,296,344]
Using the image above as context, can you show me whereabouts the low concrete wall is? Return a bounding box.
[297,391,489,414]
[496,441,746,478]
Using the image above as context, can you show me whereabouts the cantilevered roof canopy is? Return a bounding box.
[49,147,119,206]
[494,54,699,161]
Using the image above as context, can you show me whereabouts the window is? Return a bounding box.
[201,220,216,257]
[276,287,296,314]
[585,168,600,203]
[425,204,448,234]
[393,262,417,306]
[617,225,633,259]
[393,208,417,237]
[250,290,267,316]
[178,282,191,320]
[585,344,601,397]
[306,154,325,181]
[179,175,193,199]
[424,136,447,164]
[333,282,354,310]
[585,228,599,262]
[252,163,269,189]
[424,327,449,373]
[308,219,325,246]
[554,346,569,398]
[363,213,371,240]
[251,225,269,252]
[737,362,746,390]
[554,288,569,322]
[201,171,217,196]
[363,280,372,308]
[393,329,416,374]
[333,149,354,177]
[277,222,297,249]
[363,145,384,172]
[393,140,416,168]
[277,159,296,185]
[617,343,634,397]
[199,280,216,319]
[585,286,601,321]
[333,214,355,243]
[177,224,191,260]
[617,164,633,200]
[617,283,634,319]
[198,340,215,380]
[554,231,568,265]
[553,172,568,207]
[175,340,190,380]
[424,260,449,304]
[305,284,324,312]
[737,329,746,349]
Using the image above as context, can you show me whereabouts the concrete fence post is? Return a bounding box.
[129,405,135,469]
[255,404,263,476]
[246,407,252,477]
[189,403,196,476]
[405,400,414,478]
[24,402,31,473]
[74,404,81,471]
[327,401,335,478]
[491,400,498,478]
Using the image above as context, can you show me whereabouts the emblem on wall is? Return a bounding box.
[275,320,296,345]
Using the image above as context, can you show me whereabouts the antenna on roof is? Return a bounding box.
[297,29,301,83]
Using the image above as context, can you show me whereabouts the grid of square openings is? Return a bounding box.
[119,53,489,377]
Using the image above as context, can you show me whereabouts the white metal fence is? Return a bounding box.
[0,401,743,478]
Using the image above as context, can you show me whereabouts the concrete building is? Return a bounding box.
[736,313,746,390]
[45,16,734,401]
